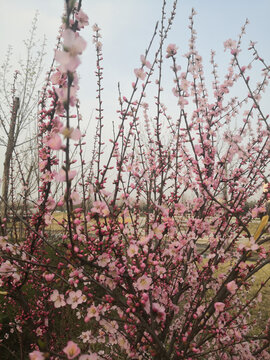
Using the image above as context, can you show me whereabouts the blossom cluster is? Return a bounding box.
[0,2,270,360]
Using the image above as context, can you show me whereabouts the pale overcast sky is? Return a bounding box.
[1,0,270,148]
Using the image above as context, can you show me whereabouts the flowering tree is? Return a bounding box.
[1,1,270,359]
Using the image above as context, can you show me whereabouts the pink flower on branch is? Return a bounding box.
[92,23,101,32]
[166,43,178,58]
[55,169,77,182]
[91,201,110,217]
[75,9,89,29]
[85,305,100,322]
[135,275,152,291]
[66,290,86,309]
[97,253,110,267]
[55,50,81,73]
[227,280,238,295]
[70,127,82,141]
[223,39,237,51]
[214,302,225,314]
[44,133,62,150]
[55,86,77,107]
[152,223,165,240]
[62,127,82,141]
[79,355,98,360]
[152,302,166,322]
[63,29,87,56]
[51,69,64,85]
[134,68,146,81]
[29,351,45,360]
[70,191,81,205]
[43,273,55,282]
[46,196,56,210]
[0,261,20,282]
[178,96,189,108]
[50,289,66,308]
[55,30,86,74]
[140,55,151,69]
[127,244,139,257]
[63,341,81,359]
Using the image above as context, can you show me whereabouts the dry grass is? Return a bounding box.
[249,263,270,334]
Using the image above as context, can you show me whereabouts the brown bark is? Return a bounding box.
[1,97,20,223]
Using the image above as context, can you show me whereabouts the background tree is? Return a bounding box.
[0,13,46,229]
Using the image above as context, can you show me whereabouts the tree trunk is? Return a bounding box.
[1,97,20,224]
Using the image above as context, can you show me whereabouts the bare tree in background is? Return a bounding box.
[0,13,46,228]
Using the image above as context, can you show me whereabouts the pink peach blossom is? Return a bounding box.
[91,201,110,217]
[134,68,146,81]
[55,50,81,73]
[50,289,65,308]
[127,244,139,257]
[97,253,110,267]
[92,23,101,32]
[178,96,189,108]
[66,290,86,309]
[227,280,238,295]
[39,160,47,172]
[70,127,82,141]
[29,351,45,360]
[140,55,151,69]
[85,305,100,322]
[45,133,62,150]
[51,69,63,85]
[75,9,89,29]
[55,86,77,106]
[55,169,77,182]
[223,39,237,51]
[214,302,225,313]
[63,341,81,359]
[166,44,178,58]
[46,196,56,210]
[136,275,152,291]
[152,223,165,240]
[44,213,52,225]
[152,302,166,322]
[79,354,98,360]
[70,191,81,205]
[43,273,55,282]
[0,261,20,282]
[63,29,87,56]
